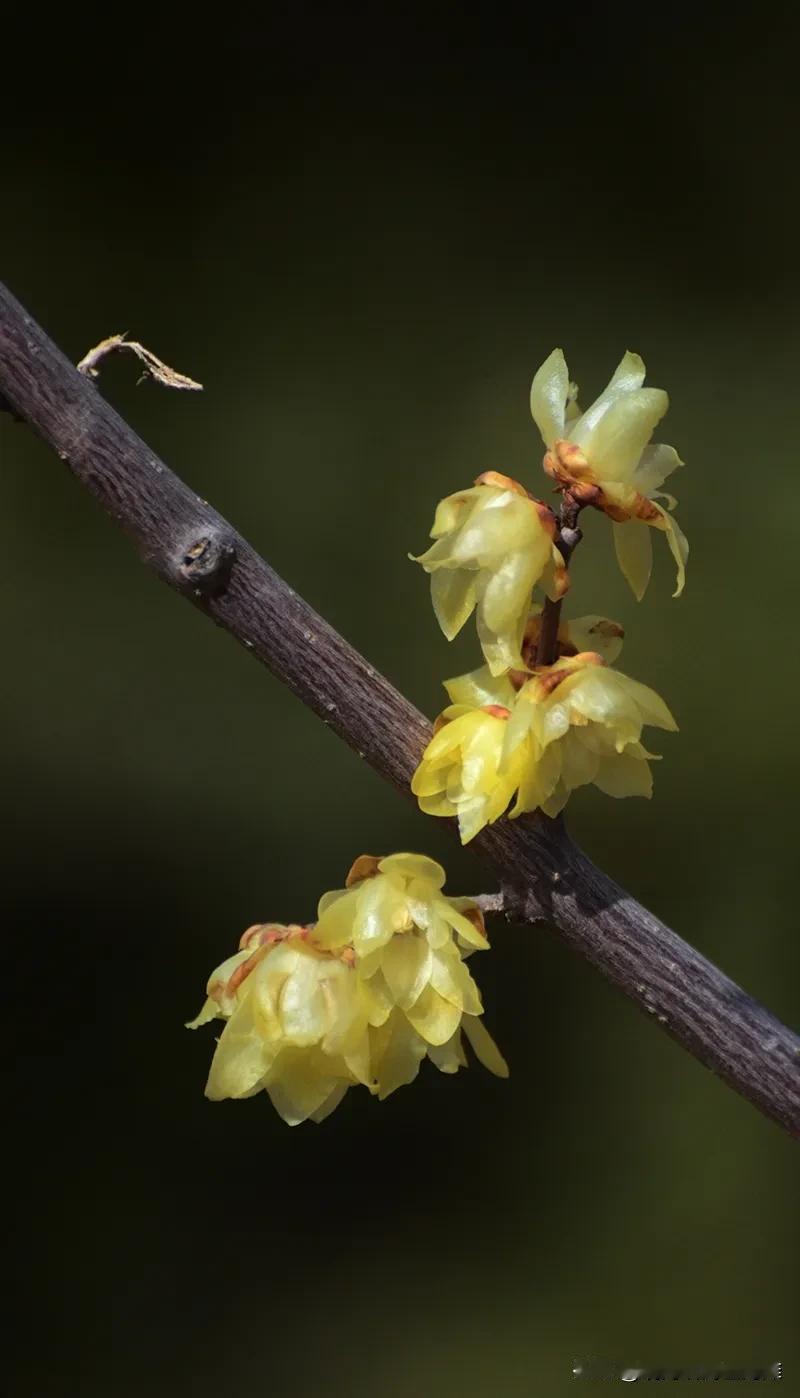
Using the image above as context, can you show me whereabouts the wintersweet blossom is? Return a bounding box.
[188,856,508,1122]
[187,923,371,1125]
[530,349,688,599]
[410,671,530,843]
[413,645,676,838]
[314,853,508,1097]
[504,652,677,817]
[414,471,568,675]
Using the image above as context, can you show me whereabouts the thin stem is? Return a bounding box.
[535,495,583,666]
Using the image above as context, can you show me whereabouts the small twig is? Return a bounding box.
[77,333,203,391]
[470,892,506,917]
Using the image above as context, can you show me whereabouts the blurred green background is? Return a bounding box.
[2,9,798,1395]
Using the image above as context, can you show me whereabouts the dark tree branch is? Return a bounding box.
[1,280,798,1138]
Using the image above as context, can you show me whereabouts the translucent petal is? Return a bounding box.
[632,442,683,494]
[206,1019,270,1101]
[438,900,489,949]
[444,665,516,709]
[266,1054,343,1126]
[540,781,570,817]
[565,614,625,664]
[462,1015,509,1078]
[186,997,222,1030]
[584,389,669,482]
[381,933,432,1009]
[352,877,408,952]
[530,347,569,448]
[593,750,653,799]
[431,949,482,1014]
[614,673,678,731]
[613,519,653,601]
[418,791,457,818]
[571,350,646,443]
[429,567,478,640]
[314,887,357,947]
[358,968,394,1026]
[277,952,330,1045]
[426,1030,468,1075]
[651,504,689,597]
[560,729,600,790]
[309,1082,350,1123]
[510,741,561,816]
[380,853,445,888]
[456,795,493,844]
[405,984,463,1045]
[371,1011,427,1099]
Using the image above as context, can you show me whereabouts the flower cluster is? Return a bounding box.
[187,854,507,1124]
[412,349,684,841]
[412,634,676,841]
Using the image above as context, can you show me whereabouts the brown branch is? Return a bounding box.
[1,279,798,1138]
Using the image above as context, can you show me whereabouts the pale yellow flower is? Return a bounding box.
[315,853,508,1097]
[413,646,676,836]
[413,471,567,675]
[189,858,509,1121]
[187,923,371,1125]
[504,652,677,817]
[411,670,531,844]
[530,349,688,599]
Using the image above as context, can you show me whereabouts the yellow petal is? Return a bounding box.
[571,350,646,443]
[585,389,669,482]
[429,567,478,641]
[444,664,516,708]
[426,1030,468,1075]
[381,933,433,1009]
[462,1015,509,1077]
[309,1082,351,1123]
[186,997,221,1030]
[633,442,683,494]
[314,886,357,947]
[405,983,462,1045]
[613,519,653,601]
[370,1011,427,1099]
[205,1018,270,1101]
[593,750,653,799]
[530,347,569,448]
[379,853,445,888]
[565,614,625,664]
[651,503,689,597]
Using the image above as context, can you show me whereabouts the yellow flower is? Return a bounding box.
[188,857,509,1121]
[504,651,678,817]
[413,647,676,837]
[187,923,371,1125]
[530,349,688,599]
[411,670,531,843]
[314,853,508,1098]
[413,470,568,675]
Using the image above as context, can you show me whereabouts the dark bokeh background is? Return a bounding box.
[3,10,799,1395]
